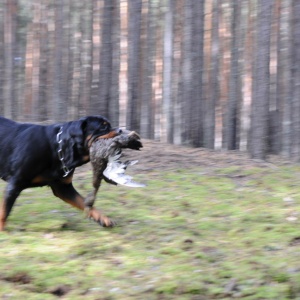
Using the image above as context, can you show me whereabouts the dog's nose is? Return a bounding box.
[115,128,123,134]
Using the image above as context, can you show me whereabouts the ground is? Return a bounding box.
[122,139,284,174]
[1,140,300,299]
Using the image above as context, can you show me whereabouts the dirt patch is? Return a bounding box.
[2,272,32,284]
[49,285,71,297]
[120,139,287,173]
[75,139,290,177]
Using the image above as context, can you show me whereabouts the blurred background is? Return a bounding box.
[0,0,297,160]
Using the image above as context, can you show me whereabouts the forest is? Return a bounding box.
[0,0,298,160]
[3,1,300,299]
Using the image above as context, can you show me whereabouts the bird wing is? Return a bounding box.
[103,152,146,187]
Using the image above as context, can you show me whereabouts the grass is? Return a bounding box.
[1,164,300,299]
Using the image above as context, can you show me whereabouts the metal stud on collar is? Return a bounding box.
[56,126,73,177]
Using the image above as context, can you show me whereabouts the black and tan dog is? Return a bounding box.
[0,115,131,231]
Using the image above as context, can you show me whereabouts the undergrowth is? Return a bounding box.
[1,164,300,299]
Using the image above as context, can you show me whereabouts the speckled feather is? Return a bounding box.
[84,131,144,208]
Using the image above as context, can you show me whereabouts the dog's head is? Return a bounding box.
[80,116,121,146]
[78,116,142,150]
[59,115,144,171]
[60,115,122,167]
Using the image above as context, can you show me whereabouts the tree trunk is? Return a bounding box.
[191,0,205,147]
[45,2,55,121]
[226,0,241,150]
[140,0,156,139]
[97,0,113,118]
[109,0,120,126]
[90,0,102,116]
[153,4,164,140]
[68,0,82,119]
[240,0,255,151]
[78,1,93,115]
[268,1,281,154]
[205,0,218,149]
[290,0,300,160]
[60,0,70,118]
[220,1,232,149]
[31,2,42,120]
[38,0,49,121]
[118,0,127,127]
[127,0,142,131]
[180,0,193,144]
[279,0,292,158]
[162,0,174,143]
[250,0,273,159]
[172,0,184,145]
[52,0,65,121]
[3,0,17,119]
[24,22,34,120]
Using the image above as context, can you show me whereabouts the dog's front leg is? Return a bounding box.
[50,181,115,227]
[84,173,103,209]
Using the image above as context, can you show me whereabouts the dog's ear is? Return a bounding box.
[68,118,88,147]
[58,116,111,169]
[59,118,88,168]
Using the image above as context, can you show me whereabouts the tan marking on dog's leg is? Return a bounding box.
[51,182,115,228]
[0,198,6,231]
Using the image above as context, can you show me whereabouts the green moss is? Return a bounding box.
[1,165,300,298]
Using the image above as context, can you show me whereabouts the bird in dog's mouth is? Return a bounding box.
[84,129,145,210]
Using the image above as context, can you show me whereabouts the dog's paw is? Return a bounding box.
[97,216,116,228]
[87,207,116,228]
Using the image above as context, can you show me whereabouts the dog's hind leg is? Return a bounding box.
[50,181,115,227]
[0,181,23,231]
